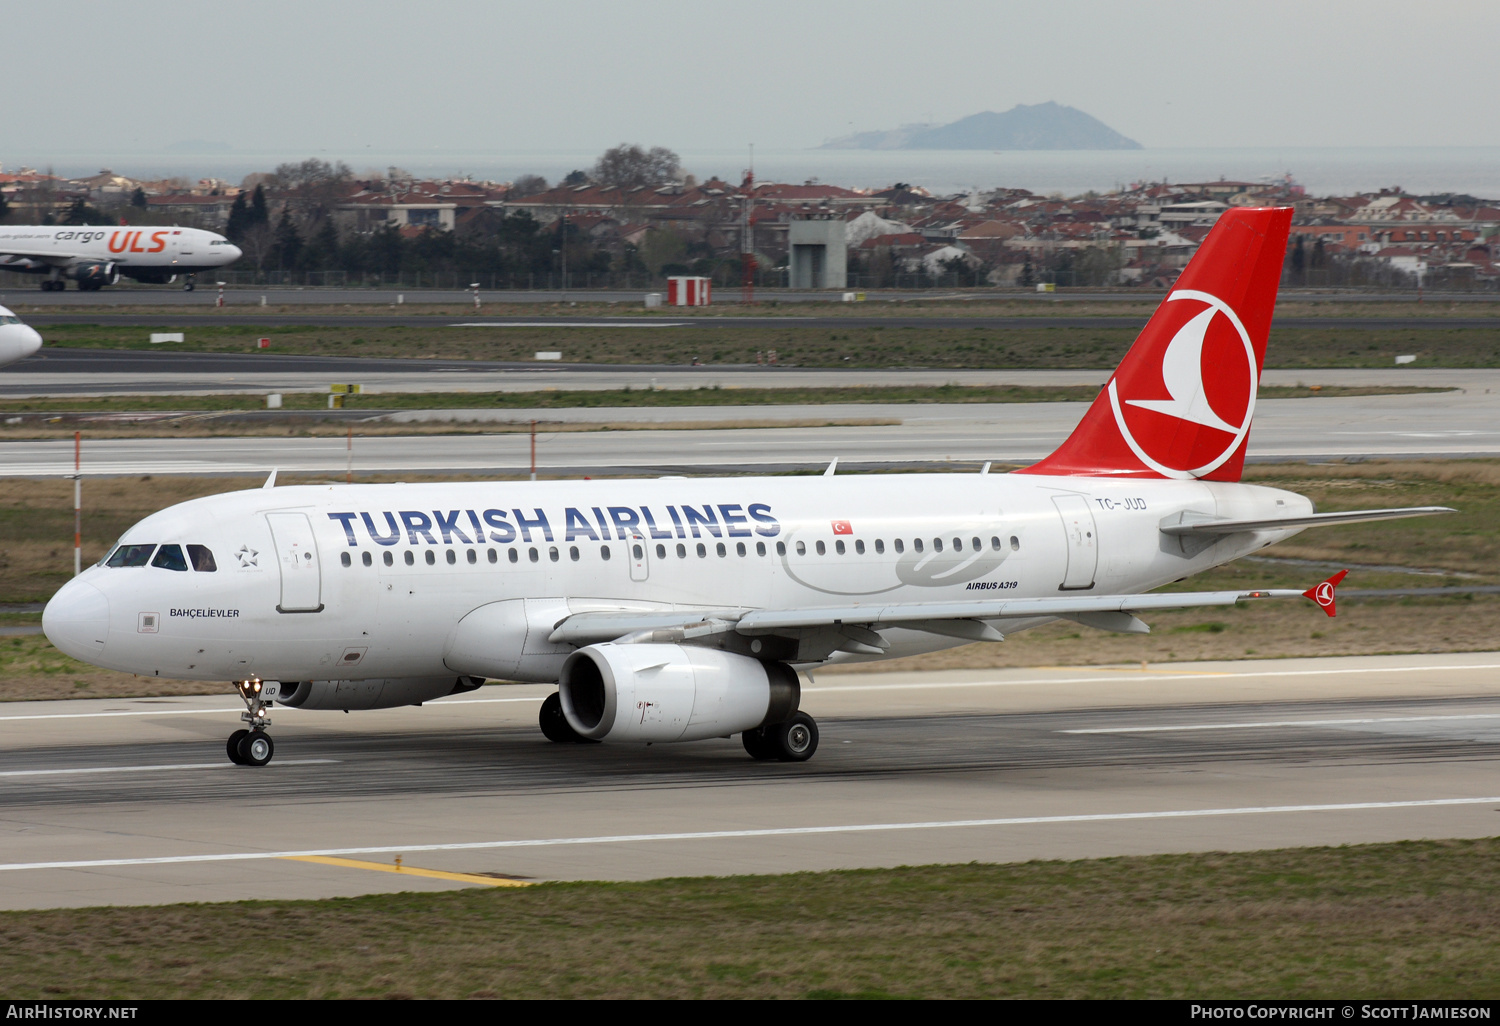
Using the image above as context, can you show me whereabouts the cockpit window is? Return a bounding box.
[151,545,188,571]
[105,544,155,567]
[187,545,217,572]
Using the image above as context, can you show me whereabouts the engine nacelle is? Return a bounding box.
[277,675,482,711]
[559,643,799,743]
[72,262,119,287]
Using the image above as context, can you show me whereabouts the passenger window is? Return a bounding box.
[991,536,1002,551]
[933,538,943,552]
[548,547,559,562]
[676,543,686,558]
[736,542,746,557]
[151,545,188,571]
[106,544,155,568]
[362,551,372,567]
[756,541,766,556]
[835,540,845,555]
[656,544,666,559]
[340,552,351,568]
[913,539,923,553]
[815,540,826,556]
[404,551,415,566]
[795,541,805,556]
[875,539,884,554]
[633,543,644,560]
[384,551,394,567]
[528,548,539,563]
[425,550,436,565]
[445,550,456,565]
[488,548,497,563]
[187,545,217,572]
[716,542,726,557]
[971,537,981,551]
[855,539,865,555]
[1010,536,1020,551]
[600,545,611,561]
[895,539,905,554]
[570,546,580,561]
[776,541,785,556]
[509,548,519,563]
[696,543,707,558]
[466,549,476,564]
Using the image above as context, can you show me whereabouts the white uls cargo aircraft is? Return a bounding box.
[43,207,1452,768]
[0,225,241,291]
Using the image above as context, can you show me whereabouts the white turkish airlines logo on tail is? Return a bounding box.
[1106,289,1258,479]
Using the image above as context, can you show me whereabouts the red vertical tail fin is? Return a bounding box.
[1020,207,1293,481]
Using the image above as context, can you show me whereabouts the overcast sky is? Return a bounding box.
[8,0,1498,162]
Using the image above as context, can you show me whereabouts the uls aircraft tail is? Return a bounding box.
[1020,206,1293,482]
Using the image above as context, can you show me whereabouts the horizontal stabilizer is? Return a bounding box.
[1160,506,1455,536]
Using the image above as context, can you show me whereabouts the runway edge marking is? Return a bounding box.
[3,796,1498,873]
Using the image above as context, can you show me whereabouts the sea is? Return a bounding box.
[19,146,1500,199]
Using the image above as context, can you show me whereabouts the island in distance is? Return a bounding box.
[822,101,1142,150]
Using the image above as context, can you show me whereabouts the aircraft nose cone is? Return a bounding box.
[43,579,110,660]
[20,326,42,358]
[225,244,243,262]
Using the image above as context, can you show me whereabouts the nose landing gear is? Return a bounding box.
[227,678,277,766]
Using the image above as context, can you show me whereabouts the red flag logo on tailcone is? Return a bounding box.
[831,520,853,535]
[1018,207,1292,482]
[1303,570,1348,617]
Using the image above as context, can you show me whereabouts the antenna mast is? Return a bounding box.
[741,144,756,305]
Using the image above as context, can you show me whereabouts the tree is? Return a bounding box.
[1290,235,1306,283]
[225,193,251,242]
[130,187,147,209]
[270,158,352,227]
[249,185,269,228]
[592,144,682,190]
[509,174,548,198]
[272,209,302,271]
[0,192,9,223]
[561,169,589,187]
[61,199,113,226]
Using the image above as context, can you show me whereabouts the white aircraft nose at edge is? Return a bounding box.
[0,305,43,366]
[42,208,1454,768]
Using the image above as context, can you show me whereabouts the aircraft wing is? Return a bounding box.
[548,584,1322,648]
[1160,506,1454,535]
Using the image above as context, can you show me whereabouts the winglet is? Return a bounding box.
[1302,570,1348,617]
[263,468,278,490]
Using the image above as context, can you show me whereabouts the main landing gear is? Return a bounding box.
[183,273,196,292]
[742,712,819,762]
[227,678,276,766]
[39,277,65,292]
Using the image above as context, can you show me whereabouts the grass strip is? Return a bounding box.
[2,838,1498,998]
[30,319,1500,368]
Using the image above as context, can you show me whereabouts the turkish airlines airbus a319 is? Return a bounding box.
[42,207,1452,767]
[0,225,241,290]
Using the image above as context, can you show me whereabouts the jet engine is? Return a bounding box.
[72,262,119,290]
[558,643,800,743]
[276,675,483,711]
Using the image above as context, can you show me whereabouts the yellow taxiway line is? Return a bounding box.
[282,854,532,887]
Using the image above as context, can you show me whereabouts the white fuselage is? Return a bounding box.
[43,473,1312,684]
[0,226,241,276]
[0,306,42,366]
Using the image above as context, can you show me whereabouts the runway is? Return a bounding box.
[1,651,1497,909]
[0,386,1496,476]
[15,312,1500,331]
[0,348,1495,399]
[6,285,1497,310]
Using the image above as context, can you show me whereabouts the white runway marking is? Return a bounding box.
[449,322,684,328]
[0,759,338,778]
[1064,714,1500,734]
[0,695,546,722]
[3,796,1496,873]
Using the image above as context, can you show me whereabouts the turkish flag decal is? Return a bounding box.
[831,520,853,535]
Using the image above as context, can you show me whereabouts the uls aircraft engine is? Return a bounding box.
[72,262,119,290]
[277,676,483,711]
[559,644,801,743]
